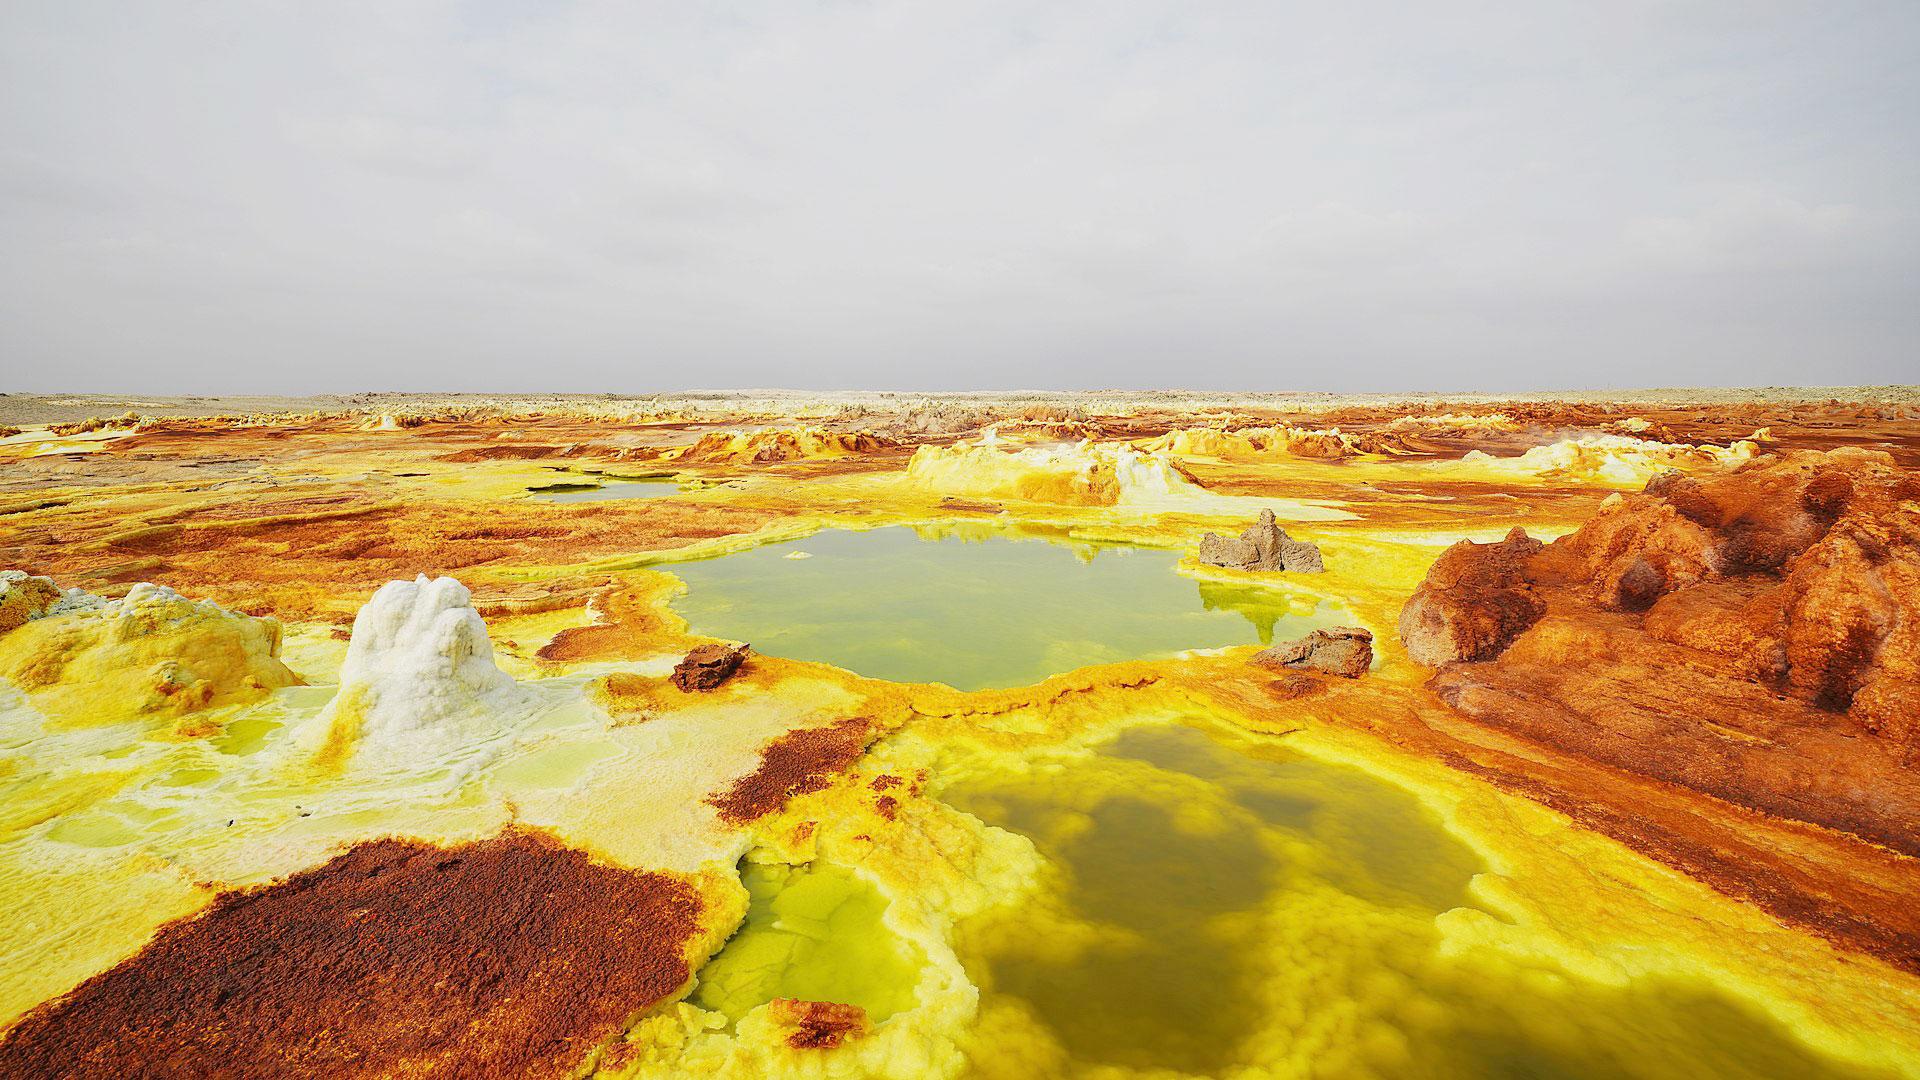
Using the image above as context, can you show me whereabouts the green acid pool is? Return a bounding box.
[940,721,1892,1080]
[692,861,925,1025]
[662,527,1340,690]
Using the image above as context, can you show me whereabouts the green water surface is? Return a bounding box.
[692,861,925,1025]
[663,527,1337,690]
[528,477,679,502]
[940,721,1893,1080]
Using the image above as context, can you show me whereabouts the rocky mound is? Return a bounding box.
[1254,626,1373,677]
[1139,424,1412,460]
[1397,528,1544,666]
[1456,431,1765,487]
[0,576,299,726]
[1198,509,1325,573]
[0,571,65,632]
[671,642,751,691]
[1401,448,1920,852]
[647,428,898,465]
[905,438,1205,507]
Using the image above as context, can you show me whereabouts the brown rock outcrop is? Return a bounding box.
[1254,626,1374,677]
[670,642,750,691]
[1198,509,1324,573]
[1410,448,1920,857]
[1397,527,1545,666]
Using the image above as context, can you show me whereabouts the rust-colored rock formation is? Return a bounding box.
[1254,626,1373,677]
[706,718,874,824]
[1405,449,1920,857]
[671,642,752,691]
[0,831,702,1080]
[1197,509,1324,573]
[1397,527,1544,665]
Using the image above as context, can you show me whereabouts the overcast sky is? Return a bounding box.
[2,2,1915,394]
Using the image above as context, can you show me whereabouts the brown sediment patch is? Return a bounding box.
[0,830,702,1080]
[3,490,772,625]
[707,718,875,824]
[910,667,1163,721]
[770,998,873,1049]
[537,579,684,664]
[938,497,1005,514]
[438,444,567,462]
[1262,671,1330,700]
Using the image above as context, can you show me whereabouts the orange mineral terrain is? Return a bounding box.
[0,388,1917,1079]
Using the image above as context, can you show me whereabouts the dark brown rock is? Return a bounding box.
[669,642,750,691]
[1397,527,1545,666]
[1255,626,1374,678]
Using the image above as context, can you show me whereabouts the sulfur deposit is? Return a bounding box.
[1455,430,1766,486]
[1,389,1919,1080]
[903,436,1203,507]
[1138,424,1411,460]
[0,571,64,633]
[0,577,298,726]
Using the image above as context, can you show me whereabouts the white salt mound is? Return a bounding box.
[318,575,528,755]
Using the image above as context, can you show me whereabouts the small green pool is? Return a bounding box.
[692,861,924,1025]
[528,477,679,502]
[663,526,1340,690]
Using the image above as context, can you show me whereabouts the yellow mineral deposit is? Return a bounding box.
[0,391,1916,1079]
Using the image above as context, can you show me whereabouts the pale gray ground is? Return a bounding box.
[3,387,1918,426]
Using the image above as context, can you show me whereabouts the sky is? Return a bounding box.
[2,2,1916,394]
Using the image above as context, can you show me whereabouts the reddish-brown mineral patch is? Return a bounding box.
[0,831,702,1080]
[769,998,872,1049]
[707,718,874,824]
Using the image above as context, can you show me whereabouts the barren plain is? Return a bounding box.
[1,388,1917,1079]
